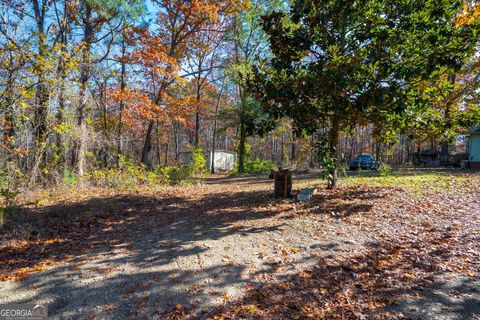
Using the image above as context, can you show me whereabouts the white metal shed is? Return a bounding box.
[208,150,237,172]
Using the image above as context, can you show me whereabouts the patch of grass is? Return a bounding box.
[342,169,479,195]
[293,169,480,196]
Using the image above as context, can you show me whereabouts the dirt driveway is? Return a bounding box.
[0,171,479,319]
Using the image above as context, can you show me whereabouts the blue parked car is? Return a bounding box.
[349,154,379,170]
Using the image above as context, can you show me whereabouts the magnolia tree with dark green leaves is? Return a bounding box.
[248,0,480,188]
[388,57,480,149]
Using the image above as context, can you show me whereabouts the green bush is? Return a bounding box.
[378,163,393,177]
[231,158,276,175]
[246,158,276,173]
[153,165,172,184]
[322,157,337,181]
[167,166,194,185]
[62,169,78,186]
[189,147,207,174]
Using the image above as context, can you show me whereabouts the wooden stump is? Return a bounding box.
[274,169,292,198]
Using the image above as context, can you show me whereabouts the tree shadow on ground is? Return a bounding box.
[204,174,271,185]
[284,187,386,219]
[0,172,387,318]
[9,247,321,319]
[3,175,468,319]
[210,235,480,320]
[0,184,285,279]
[0,183,296,317]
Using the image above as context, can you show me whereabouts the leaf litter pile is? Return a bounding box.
[1,171,479,319]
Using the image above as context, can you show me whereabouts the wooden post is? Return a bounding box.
[274,169,292,198]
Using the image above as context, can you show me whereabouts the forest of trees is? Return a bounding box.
[0,0,479,189]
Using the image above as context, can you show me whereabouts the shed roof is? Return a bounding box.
[212,149,237,155]
[179,149,237,155]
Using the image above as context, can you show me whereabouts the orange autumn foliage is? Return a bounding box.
[109,0,246,132]
[456,2,480,27]
[108,87,195,125]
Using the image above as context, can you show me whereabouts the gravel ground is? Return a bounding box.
[391,272,480,320]
[0,172,479,319]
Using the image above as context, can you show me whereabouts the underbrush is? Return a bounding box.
[0,167,22,228]
[378,163,393,176]
[86,153,207,190]
[1,152,208,233]
[230,158,276,175]
[0,152,208,219]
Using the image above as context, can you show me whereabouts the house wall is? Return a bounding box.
[469,134,480,168]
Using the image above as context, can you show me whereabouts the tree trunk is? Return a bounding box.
[55,0,69,172]
[30,0,50,183]
[4,104,15,149]
[140,76,169,165]
[326,117,340,189]
[32,0,49,153]
[238,115,246,173]
[210,78,225,173]
[117,28,127,167]
[194,108,200,147]
[210,117,217,173]
[400,135,404,165]
[309,135,315,168]
[141,120,154,166]
[271,134,275,162]
[34,72,48,145]
[164,142,169,166]
[100,81,108,168]
[75,4,93,181]
[3,70,15,149]
[440,141,449,165]
[156,120,161,166]
[174,122,179,161]
[291,141,296,162]
[56,59,66,170]
[280,134,285,163]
